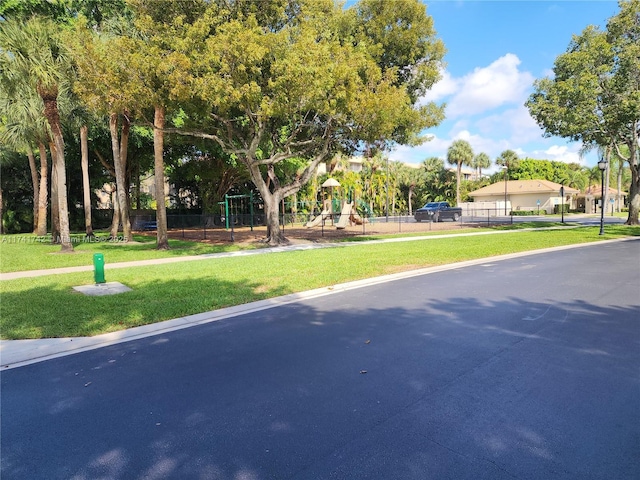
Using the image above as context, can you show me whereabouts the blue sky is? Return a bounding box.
[388,0,621,170]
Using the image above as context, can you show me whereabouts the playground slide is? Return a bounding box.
[350,210,364,225]
[335,203,353,229]
[305,208,330,227]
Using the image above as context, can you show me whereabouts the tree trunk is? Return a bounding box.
[625,130,639,225]
[110,185,120,238]
[41,94,72,252]
[121,113,133,216]
[263,193,286,245]
[80,125,94,237]
[456,162,462,206]
[246,163,286,245]
[36,143,48,236]
[629,175,639,224]
[408,185,414,216]
[154,105,169,250]
[0,186,3,235]
[27,148,39,234]
[617,158,623,213]
[52,134,73,251]
[50,141,60,243]
[109,112,132,241]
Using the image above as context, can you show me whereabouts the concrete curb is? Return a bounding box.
[2,237,634,370]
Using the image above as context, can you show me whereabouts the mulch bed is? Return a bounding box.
[158,219,480,246]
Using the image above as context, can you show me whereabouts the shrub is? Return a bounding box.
[1,208,32,234]
[554,204,569,214]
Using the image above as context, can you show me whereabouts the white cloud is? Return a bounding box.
[396,54,600,169]
[474,105,542,145]
[389,136,450,165]
[447,54,535,117]
[420,70,459,104]
[421,54,535,119]
[541,145,583,164]
[452,130,511,160]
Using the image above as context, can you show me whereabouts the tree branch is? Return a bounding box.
[94,149,115,177]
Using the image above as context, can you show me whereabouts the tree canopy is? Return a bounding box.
[526,0,639,224]
[117,0,445,244]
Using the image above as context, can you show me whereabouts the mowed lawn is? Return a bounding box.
[1,225,638,340]
[0,234,259,273]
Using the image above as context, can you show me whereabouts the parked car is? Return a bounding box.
[414,201,462,222]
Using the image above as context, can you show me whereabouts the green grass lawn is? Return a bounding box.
[2,225,638,340]
[0,233,261,273]
[0,223,571,271]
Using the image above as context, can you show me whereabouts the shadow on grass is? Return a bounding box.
[2,293,638,479]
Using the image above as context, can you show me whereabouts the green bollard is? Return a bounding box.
[93,253,106,284]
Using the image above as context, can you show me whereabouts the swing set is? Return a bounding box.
[220,192,255,231]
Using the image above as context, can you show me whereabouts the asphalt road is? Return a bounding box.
[2,239,639,480]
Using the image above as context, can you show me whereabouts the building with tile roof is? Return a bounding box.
[468,180,580,214]
[577,186,627,214]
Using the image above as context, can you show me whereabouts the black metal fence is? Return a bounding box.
[130,210,517,236]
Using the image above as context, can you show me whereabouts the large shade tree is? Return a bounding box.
[69,23,137,241]
[526,0,639,225]
[157,0,445,244]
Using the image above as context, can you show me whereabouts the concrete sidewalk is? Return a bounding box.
[2,231,629,370]
[0,242,340,281]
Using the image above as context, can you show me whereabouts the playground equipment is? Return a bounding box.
[305,177,341,228]
[220,193,254,231]
[306,201,369,229]
[305,208,330,227]
[335,202,353,229]
[349,208,365,225]
[336,202,367,229]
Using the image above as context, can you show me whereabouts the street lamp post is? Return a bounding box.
[598,159,607,235]
[560,184,564,223]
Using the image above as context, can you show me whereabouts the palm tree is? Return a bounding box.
[79,124,94,238]
[495,149,520,173]
[446,140,474,205]
[397,163,423,215]
[0,85,50,235]
[564,168,588,192]
[472,152,491,180]
[0,17,74,251]
[362,154,386,215]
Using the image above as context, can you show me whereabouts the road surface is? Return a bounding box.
[2,239,639,479]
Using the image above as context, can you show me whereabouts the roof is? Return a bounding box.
[581,186,628,196]
[468,179,580,197]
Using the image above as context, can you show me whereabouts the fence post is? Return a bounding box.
[224,195,230,230]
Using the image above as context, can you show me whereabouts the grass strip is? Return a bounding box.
[0,234,259,273]
[1,226,638,340]
[0,222,582,273]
